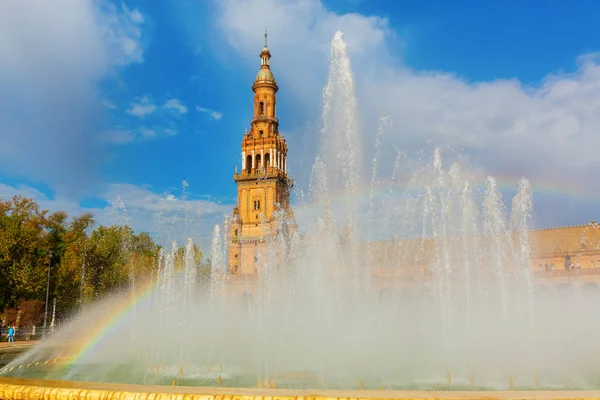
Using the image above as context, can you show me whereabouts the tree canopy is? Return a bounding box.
[0,195,200,327]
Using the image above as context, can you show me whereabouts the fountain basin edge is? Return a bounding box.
[1,377,600,400]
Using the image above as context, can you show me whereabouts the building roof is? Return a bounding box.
[256,68,275,82]
[363,222,600,268]
[529,222,600,257]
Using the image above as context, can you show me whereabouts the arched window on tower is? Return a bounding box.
[246,155,252,173]
[265,153,270,168]
[259,102,265,116]
[255,154,262,171]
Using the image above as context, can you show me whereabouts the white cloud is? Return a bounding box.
[163,98,188,114]
[0,0,145,193]
[127,96,156,117]
[0,181,232,253]
[139,127,156,139]
[102,126,182,144]
[212,0,600,227]
[102,129,135,144]
[196,106,223,120]
[102,99,117,109]
[102,183,232,249]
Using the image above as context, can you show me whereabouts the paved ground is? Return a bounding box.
[0,341,38,350]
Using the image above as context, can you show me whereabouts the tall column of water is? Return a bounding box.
[254,249,269,383]
[320,31,362,302]
[508,179,537,381]
[265,211,297,378]
[420,185,449,376]
[389,149,409,290]
[147,249,166,376]
[437,158,462,378]
[184,238,197,305]
[180,238,196,365]
[459,182,479,379]
[422,149,455,378]
[109,197,137,346]
[366,117,391,304]
[306,158,344,385]
[482,177,512,377]
[148,191,172,372]
[110,199,136,301]
[156,242,177,364]
[388,150,419,326]
[443,162,472,374]
[209,225,226,370]
[179,181,191,240]
[386,169,421,385]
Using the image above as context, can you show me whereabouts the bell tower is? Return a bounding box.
[228,30,294,276]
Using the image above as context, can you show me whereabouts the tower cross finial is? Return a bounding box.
[264,24,268,48]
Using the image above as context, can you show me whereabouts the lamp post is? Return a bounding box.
[43,250,52,332]
[565,253,572,286]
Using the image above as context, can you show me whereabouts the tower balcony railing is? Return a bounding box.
[234,167,292,183]
[231,235,266,243]
[252,115,279,124]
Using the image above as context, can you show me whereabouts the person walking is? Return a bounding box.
[7,325,15,345]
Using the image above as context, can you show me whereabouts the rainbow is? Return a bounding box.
[294,170,600,209]
[60,281,157,377]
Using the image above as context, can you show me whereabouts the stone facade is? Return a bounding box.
[367,222,600,293]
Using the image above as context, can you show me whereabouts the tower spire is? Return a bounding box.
[259,26,273,70]
[264,24,268,48]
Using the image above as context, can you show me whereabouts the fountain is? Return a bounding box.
[1,31,600,400]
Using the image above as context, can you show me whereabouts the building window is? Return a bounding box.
[246,155,252,173]
[234,229,238,236]
[259,130,264,138]
[253,200,261,210]
[234,254,238,259]
[255,154,261,169]
[550,263,555,271]
[259,102,264,116]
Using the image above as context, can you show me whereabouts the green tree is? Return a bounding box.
[0,195,161,321]
[0,196,50,307]
[54,213,94,316]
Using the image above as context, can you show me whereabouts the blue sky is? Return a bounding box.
[1,0,600,249]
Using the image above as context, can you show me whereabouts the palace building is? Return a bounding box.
[368,222,600,293]
[228,30,295,277]
[226,33,600,294]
